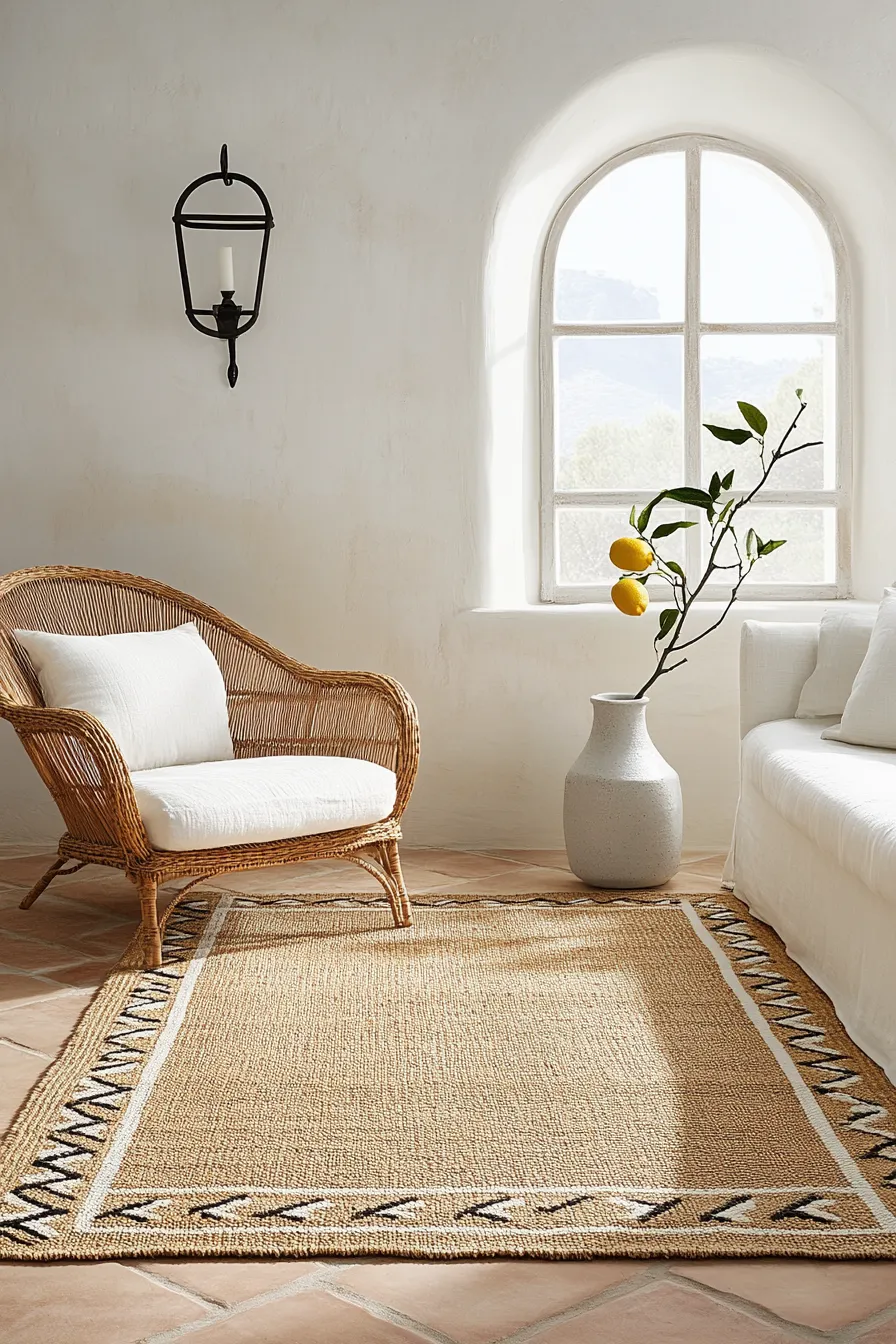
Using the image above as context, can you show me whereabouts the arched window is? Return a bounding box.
[540,136,849,602]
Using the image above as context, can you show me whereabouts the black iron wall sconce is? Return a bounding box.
[172,145,274,387]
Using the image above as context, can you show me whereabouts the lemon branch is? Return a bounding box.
[609,392,821,700]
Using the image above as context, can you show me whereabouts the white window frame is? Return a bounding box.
[539,134,852,603]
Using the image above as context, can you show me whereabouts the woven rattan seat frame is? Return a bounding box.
[0,567,419,968]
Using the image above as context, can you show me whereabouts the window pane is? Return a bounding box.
[555,336,683,489]
[701,151,835,322]
[555,152,685,323]
[701,334,834,492]
[557,507,686,586]
[706,507,836,585]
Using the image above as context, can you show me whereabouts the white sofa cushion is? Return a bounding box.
[13,623,234,772]
[131,754,397,851]
[822,588,896,749]
[795,607,875,718]
[742,716,896,905]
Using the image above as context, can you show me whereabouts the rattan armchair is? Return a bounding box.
[0,567,419,969]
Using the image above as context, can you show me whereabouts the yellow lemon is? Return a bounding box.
[609,536,654,572]
[611,577,649,616]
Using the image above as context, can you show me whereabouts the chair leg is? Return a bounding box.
[382,840,413,929]
[19,856,68,910]
[136,874,162,970]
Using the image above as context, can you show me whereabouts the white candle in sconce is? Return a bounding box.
[218,245,234,293]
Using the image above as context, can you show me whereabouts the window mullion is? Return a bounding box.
[684,141,702,579]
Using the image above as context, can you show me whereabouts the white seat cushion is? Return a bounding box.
[131,754,397,852]
[742,717,896,905]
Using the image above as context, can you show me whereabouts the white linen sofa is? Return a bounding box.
[726,620,896,1082]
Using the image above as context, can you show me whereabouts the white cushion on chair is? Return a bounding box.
[13,622,234,772]
[130,754,397,851]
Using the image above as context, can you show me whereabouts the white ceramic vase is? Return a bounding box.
[563,693,682,889]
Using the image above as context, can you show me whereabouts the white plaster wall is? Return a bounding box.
[1,0,895,848]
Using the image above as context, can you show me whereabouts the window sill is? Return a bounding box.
[469,596,872,617]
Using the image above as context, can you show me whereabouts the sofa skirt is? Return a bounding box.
[729,781,896,1084]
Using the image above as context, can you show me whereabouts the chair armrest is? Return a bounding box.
[230,665,420,820]
[739,621,820,738]
[3,705,151,859]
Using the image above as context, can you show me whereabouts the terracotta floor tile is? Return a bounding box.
[679,854,728,878]
[401,848,522,878]
[534,1281,800,1343]
[188,1288,422,1342]
[0,1042,50,1130]
[0,896,126,949]
[0,843,57,856]
[0,883,35,910]
[41,956,121,989]
[856,1319,896,1342]
[427,865,594,895]
[75,922,139,957]
[0,1262,209,1343]
[207,864,454,896]
[0,932,88,974]
[0,989,92,1054]
[0,970,78,1013]
[0,853,58,886]
[484,848,572,870]
[657,870,725,894]
[131,1258,323,1305]
[49,876,141,915]
[673,1259,896,1330]
[338,1260,646,1343]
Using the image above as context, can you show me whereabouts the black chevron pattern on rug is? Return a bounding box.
[97,1198,170,1223]
[0,900,209,1245]
[699,1196,757,1224]
[695,896,896,1192]
[611,1196,683,1222]
[456,1197,525,1223]
[189,1196,252,1221]
[770,1196,841,1224]
[352,1198,423,1221]
[252,1199,332,1222]
[536,1194,594,1214]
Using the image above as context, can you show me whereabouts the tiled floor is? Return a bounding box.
[1,846,895,1343]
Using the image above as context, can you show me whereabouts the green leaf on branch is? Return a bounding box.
[655,608,678,644]
[651,519,697,540]
[637,492,664,533]
[632,574,649,584]
[721,469,735,491]
[703,423,754,444]
[665,560,686,581]
[664,487,714,509]
[709,471,721,499]
[795,387,803,399]
[716,497,735,526]
[629,504,637,529]
[737,401,768,436]
[758,538,787,556]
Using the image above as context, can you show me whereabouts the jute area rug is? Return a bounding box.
[2,889,896,1261]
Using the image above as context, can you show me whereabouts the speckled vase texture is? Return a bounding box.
[564,693,682,888]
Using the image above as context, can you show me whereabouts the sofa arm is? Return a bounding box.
[739,621,820,738]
